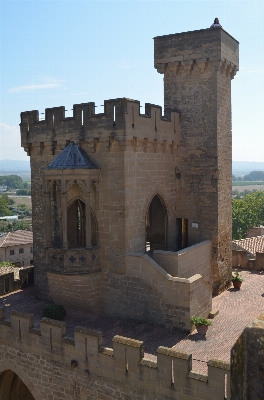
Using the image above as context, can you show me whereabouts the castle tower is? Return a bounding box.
[154,20,239,293]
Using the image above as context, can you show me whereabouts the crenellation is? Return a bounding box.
[8,22,244,398]
[0,313,235,399]
[20,98,181,157]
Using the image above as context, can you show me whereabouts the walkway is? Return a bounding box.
[1,269,263,374]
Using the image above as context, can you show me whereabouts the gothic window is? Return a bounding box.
[67,199,98,248]
[67,199,86,248]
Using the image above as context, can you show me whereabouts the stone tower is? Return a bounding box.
[20,22,239,330]
[154,23,239,293]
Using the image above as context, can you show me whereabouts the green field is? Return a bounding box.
[232,181,264,186]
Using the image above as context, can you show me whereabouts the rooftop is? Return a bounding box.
[1,269,263,374]
[232,236,264,258]
[45,142,99,170]
[0,230,33,248]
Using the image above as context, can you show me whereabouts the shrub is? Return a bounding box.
[190,316,212,326]
[42,304,67,321]
[0,260,15,268]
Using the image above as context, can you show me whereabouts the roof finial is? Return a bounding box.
[210,18,222,29]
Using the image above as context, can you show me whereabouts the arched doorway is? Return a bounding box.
[0,370,35,400]
[146,194,168,253]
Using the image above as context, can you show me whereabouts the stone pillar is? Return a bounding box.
[94,180,99,210]
[61,177,68,249]
[45,182,52,247]
[154,25,239,294]
[85,177,92,248]
[231,314,264,399]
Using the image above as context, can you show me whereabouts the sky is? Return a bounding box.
[0,0,264,162]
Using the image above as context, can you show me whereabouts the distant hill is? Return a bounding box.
[0,160,30,172]
[0,159,263,176]
[232,161,264,176]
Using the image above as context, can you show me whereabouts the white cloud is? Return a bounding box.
[0,123,28,161]
[7,77,64,93]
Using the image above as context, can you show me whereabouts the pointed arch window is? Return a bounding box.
[67,199,98,249]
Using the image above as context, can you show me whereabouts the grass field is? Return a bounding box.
[9,195,32,209]
[232,181,264,186]
[232,184,264,193]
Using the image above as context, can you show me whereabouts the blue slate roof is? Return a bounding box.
[45,142,99,170]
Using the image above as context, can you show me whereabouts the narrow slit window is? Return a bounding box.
[82,110,84,125]
[125,348,128,372]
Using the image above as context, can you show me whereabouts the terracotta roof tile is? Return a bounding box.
[0,230,33,248]
[232,236,264,258]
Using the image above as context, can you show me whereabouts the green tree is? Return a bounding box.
[1,194,15,205]
[16,189,31,195]
[0,195,11,217]
[243,170,264,181]
[232,191,264,239]
[0,175,24,189]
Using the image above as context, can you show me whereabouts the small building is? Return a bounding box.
[232,236,264,270]
[0,215,18,221]
[247,226,264,238]
[0,265,34,295]
[0,230,33,267]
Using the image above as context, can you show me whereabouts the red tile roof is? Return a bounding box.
[232,236,264,258]
[0,230,33,248]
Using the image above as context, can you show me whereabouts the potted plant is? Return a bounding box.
[231,270,243,290]
[190,316,212,335]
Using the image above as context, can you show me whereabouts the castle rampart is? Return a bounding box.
[0,309,231,400]
[20,99,181,157]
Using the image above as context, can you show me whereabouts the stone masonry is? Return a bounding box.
[19,23,238,335]
[154,28,239,293]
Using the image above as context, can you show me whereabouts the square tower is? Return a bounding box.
[154,24,239,293]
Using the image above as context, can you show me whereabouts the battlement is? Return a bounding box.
[20,98,181,155]
[0,309,230,399]
[154,27,239,77]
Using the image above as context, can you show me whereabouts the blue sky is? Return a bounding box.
[1,0,264,161]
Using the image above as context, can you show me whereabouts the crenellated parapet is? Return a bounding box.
[20,98,181,156]
[154,27,239,78]
[0,309,230,399]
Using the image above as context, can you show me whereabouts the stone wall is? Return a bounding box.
[0,310,230,400]
[231,314,264,400]
[232,249,264,271]
[154,28,239,294]
[247,226,264,238]
[0,243,33,266]
[20,99,184,323]
[125,253,212,331]
[47,271,102,313]
[153,239,212,284]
